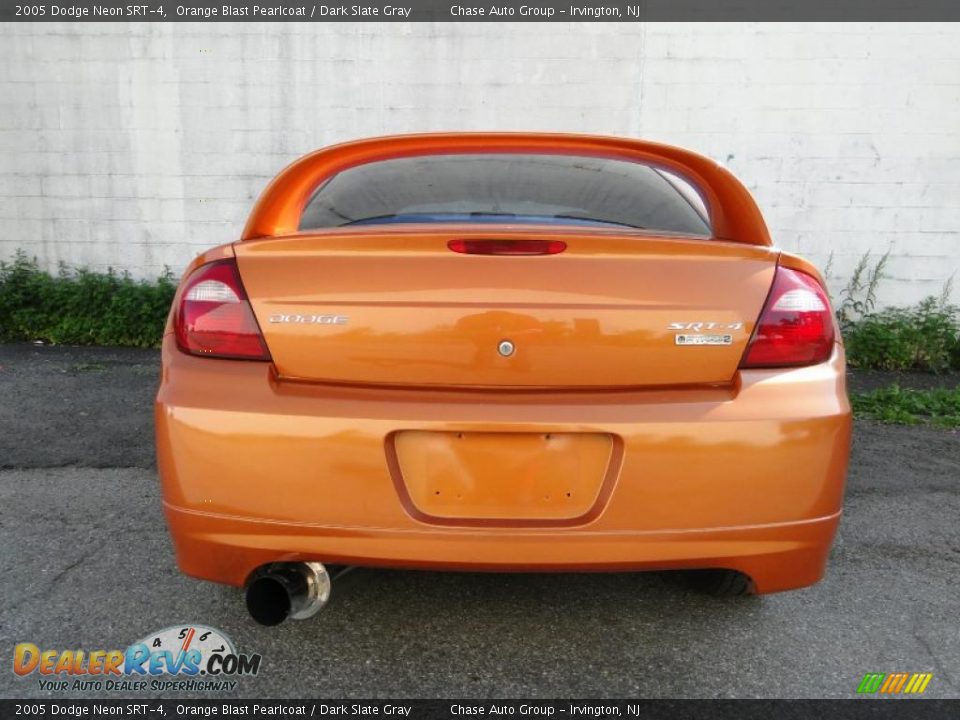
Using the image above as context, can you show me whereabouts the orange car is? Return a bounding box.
[156,133,851,625]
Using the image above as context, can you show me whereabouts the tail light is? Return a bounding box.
[740,266,835,368]
[174,259,270,360]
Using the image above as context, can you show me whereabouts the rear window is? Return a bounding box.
[299,153,710,235]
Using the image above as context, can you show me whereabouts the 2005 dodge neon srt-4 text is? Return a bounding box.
[155,133,851,625]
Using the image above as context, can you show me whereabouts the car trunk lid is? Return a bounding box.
[233,227,778,389]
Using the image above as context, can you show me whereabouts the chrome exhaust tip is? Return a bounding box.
[245,562,331,626]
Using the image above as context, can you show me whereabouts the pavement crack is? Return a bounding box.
[4,550,94,616]
[47,553,90,587]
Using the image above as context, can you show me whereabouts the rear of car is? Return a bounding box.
[156,134,850,603]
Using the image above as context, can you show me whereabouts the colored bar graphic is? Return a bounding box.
[858,672,932,695]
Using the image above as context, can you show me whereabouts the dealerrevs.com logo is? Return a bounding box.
[13,625,261,693]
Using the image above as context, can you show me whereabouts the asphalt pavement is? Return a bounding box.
[0,343,958,698]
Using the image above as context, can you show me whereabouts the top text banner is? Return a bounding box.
[4,0,960,21]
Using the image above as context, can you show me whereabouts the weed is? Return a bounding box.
[844,297,960,372]
[0,251,176,348]
[831,251,959,372]
[835,250,890,329]
[852,385,960,428]
[69,362,107,373]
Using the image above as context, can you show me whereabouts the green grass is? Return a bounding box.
[831,250,959,372]
[0,251,175,349]
[843,297,960,373]
[68,362,107,373]
[851,385,960,428]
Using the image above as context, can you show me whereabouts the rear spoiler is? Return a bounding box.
[241,133,772,247]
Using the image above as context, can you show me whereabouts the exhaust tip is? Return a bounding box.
[246,576,293,626]
[244,562,331,626]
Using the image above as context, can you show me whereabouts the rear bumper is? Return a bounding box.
[156,335,851,594]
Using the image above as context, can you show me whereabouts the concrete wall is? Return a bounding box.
[1,22,958,305]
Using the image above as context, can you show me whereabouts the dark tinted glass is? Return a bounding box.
[299,154,710,235]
